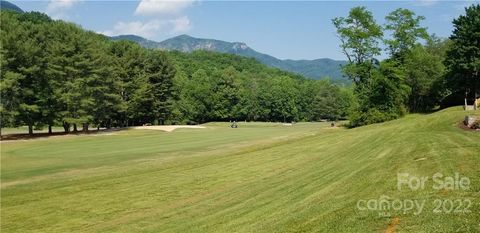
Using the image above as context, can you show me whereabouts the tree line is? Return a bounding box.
[167,51,352,124]
[2,5,477,134]
[0,10,352,135]
[333,5,479,127]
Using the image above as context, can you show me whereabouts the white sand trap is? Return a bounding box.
[132,125,206,132]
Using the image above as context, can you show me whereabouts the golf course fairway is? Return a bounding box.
[1,107,479,232]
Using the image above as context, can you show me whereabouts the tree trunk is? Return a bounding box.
[475,92,478,110]
[83,123,88,132]
[48,125,52,134]
[63,122,70,133]
[73,124,78,132]
[28,124,33,136]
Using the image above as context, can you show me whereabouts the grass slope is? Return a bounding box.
[1,107,479,232]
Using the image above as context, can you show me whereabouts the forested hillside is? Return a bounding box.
[110,34,349,84]
[166,50,352,123]
[0,11,351,135]
[0,1,23,13]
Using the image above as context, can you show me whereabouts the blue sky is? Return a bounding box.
[12,0,480,60]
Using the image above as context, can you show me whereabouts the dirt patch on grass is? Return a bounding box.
[132,125,206,132]
[384,216,400,233]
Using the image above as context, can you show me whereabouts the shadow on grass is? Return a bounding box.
[0,127,130,141]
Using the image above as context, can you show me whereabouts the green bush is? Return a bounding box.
[349,108,400,127]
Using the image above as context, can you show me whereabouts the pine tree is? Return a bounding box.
[144,50,176,125]
[445,4,480,103]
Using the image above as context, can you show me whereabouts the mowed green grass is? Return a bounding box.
[1,126,66,135]
[1,107,479,232]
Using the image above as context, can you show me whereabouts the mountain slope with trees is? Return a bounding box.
[0,0,23,13]
[110,34,349,84]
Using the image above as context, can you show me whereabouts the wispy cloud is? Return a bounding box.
[414,0,479,8]
[101,17,191,39]
[46,0,82,19]
[170,16,192,33]
[414,0,440,7]
[135,0,195,16]
[103,0,195,40]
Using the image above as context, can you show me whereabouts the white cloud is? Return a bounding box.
[101,17,191,39]
[414,0,440,7]
[47,0,80,12]
[46,0,82,19]
[170,16,191,33]
[135,0,195,16]
[102,0,195,40]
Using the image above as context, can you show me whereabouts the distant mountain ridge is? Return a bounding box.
[109,34,348,84]
[0,1,348,83]
[0,0,24,13]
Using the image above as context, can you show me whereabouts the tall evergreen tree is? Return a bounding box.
[1,12,50,135]
[444,4,480,103]
[144,50,176,125]
[109,40,146,127]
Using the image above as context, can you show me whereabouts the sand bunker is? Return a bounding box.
[132,125,206,132]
